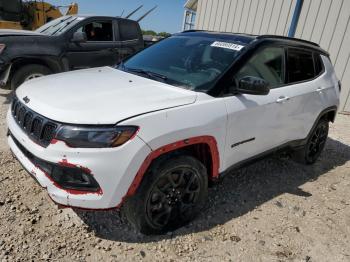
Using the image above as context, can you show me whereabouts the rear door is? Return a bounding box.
[278,48,326,141]
[66,19,119,69]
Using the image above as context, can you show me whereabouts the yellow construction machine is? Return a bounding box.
[0,0,78,30]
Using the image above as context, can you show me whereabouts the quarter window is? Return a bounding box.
[234,47,285,88]
[287,49,315,83]
[314,53,324,76]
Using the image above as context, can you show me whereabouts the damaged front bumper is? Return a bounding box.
[6,109,152,209]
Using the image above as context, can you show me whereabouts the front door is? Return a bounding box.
[223,46,291,168]
[66,20,119,69]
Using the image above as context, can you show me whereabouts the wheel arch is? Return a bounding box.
[320,108,337,123]
[307,106,337,141]
[122,135,220,203]
[9,56,65,78]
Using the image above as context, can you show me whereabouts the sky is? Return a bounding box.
[50,0,187,33]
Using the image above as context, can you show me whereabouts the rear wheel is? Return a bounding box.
[123,155,208,235]
[293,119,329,164]
[10,64,51,90]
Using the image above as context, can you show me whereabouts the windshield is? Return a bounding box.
[36,16,85,36]
[120,35,244,91]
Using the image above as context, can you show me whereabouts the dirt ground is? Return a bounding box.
[0,88,349,262]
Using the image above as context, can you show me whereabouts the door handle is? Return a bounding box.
[276,96,290,103]
[316,87,324,92]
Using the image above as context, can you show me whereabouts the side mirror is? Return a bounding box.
[237,76,270,95]
[71,31,87,43]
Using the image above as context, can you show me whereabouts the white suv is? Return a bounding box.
[7,32,340,234]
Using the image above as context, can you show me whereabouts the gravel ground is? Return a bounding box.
[0,88,349,261]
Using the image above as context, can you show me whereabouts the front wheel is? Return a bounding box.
[122,155,208,235]
[10,64,51,90]
[293,119,329,165]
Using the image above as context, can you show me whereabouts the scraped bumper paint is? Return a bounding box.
[7,109,151,209]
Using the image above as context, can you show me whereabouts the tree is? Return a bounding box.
[158,32,171,38]
[142,30,157,36]
[142,29,171,37]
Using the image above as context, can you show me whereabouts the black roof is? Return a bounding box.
[178,30,328,55]
[177,30,256,45]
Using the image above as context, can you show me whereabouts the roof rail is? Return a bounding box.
[257,35,319,47]
[181,29,208,33]
[181,30,258,37]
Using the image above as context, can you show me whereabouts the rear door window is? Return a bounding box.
[119,20,140,41]
[287,48,315,83]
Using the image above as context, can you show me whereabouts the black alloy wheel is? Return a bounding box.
[305,120,328,163]
[293,119,329,165]
[146,166,201,228]
[123,155,208,235]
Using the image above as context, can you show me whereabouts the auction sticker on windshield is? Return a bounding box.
[211,41,245,51]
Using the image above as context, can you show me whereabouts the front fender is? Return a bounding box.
[120,94,228,173]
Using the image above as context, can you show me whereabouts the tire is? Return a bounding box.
[122,155,208,235]
[293,119,329,165]
[10,64,51,90]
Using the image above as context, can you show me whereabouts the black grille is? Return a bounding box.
[11,97,58,147]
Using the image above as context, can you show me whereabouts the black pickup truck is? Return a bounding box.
[0,15,145,89]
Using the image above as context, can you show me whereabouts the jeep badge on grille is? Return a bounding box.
[23,96,30,104]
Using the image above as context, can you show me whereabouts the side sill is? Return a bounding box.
[219,139,306,179]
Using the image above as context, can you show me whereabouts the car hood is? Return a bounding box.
[16,67,197,124]
[0,29,44,37]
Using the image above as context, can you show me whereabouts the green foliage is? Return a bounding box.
[158,32,171,38]
[142,29,171,37]
[142,30,157,36]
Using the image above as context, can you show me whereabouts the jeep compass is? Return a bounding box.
[7,31,340,234]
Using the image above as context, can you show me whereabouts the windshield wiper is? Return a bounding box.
[125,67,168,81]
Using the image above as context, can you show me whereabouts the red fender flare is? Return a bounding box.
[121,135,220,204]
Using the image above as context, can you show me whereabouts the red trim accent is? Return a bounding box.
[50,138,59,144]
[50,138,71,147]
[47,136,219,211]
[35,163,103,195]
[58,158,92,175]
[124,135,220,199]
[29,156,103,196]
[129,126,140,140]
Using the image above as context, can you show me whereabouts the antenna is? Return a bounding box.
[136,5,157,22]
[120,10,124,17]
[125,5,143,19]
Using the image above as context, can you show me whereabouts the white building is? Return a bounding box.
[183,0,350,113]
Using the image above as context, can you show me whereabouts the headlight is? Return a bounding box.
[55,125,139,148]
[0,44,5,54]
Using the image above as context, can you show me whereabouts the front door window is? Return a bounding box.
[235,47,285,89]
[76,21,113,41]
